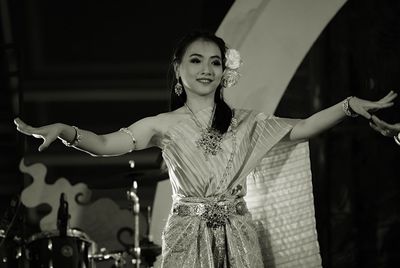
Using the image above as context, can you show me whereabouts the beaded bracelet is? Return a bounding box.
[119,128,137,152]
[342,96,358,117]
[62,126,82,147]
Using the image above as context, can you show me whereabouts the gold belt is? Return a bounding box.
[172,199,248,229]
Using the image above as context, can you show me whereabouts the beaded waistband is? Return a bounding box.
[172,198,248,229]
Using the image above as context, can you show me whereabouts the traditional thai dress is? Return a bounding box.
[160,107,322,268]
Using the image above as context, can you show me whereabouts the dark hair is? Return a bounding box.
[168,31,233,134]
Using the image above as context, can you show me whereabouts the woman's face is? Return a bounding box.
[176,39,223,98]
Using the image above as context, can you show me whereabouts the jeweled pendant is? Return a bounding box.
[196,127,223,157]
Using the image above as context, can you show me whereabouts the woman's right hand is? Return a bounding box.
[14,118,62,151]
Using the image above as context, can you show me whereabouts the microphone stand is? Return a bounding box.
[140,206,162,268]
[127,181,140,268]
[57,193,69,237]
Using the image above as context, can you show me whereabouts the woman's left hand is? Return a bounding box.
[349,91,397,119]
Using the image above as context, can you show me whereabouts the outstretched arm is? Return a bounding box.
[14,116,159,156]
[287,91,397,141]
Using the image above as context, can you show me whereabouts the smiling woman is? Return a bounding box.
[14,30,397,267]
[169,31,234,136]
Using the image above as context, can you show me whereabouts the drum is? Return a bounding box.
[0,239,23,268]
[26,229,95,268]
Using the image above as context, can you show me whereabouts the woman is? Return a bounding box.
[14,31,397,267]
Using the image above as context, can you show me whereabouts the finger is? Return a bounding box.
[368,102,394,112]
[14,119,32,133]
[17,124,41,136]
[369,122,382,133]
[376,100,394,107]
[371,115,381,123]
[13,117,21,125]
[38,139,51,152]
[369,122,393,137]
[16,126,35,136]
[13,117,32,128]
[14,118,26,129]
[38,143,47,152]
[15,120,45,137]
[378,91,397,103]
[371,115,392,128]
[372,115,400,133]
[380,93,397,103]
[39,133,58,151]
[376,93,397,103]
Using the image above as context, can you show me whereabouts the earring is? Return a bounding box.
[174,81,183,96]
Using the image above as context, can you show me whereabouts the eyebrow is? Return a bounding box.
[189,53,221,60]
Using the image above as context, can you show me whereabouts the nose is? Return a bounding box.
[200,62,214,76]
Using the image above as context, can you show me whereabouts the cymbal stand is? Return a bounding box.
[127,180,140,268]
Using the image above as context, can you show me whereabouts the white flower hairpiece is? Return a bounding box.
[221,48,242,88]
[225,49,242,69]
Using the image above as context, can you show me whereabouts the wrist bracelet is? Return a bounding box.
[119,127,137,152]
[342,96,358,117]
[394,133,400,146]
[62,126,82,147]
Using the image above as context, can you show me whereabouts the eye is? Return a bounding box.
[190,58,201,63]
[212,60,222,66]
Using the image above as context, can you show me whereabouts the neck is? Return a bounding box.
[185,94,215,113]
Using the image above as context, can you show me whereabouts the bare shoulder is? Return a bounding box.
[153,107,189,134]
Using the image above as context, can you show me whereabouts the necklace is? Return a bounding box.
[184,103,223,156]
[184,103,238,193]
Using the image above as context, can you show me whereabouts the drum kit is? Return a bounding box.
[0,171,163,268]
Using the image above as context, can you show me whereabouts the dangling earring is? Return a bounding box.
[174,80,183,96]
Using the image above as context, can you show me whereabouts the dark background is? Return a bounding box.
[1,0,399,267]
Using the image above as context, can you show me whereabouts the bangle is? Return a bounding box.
[119,128,137,152]
[394,133,400,146]
[342,96,358,117]
[62,126,82,147]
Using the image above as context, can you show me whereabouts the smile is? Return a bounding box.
[197,78,213,84]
